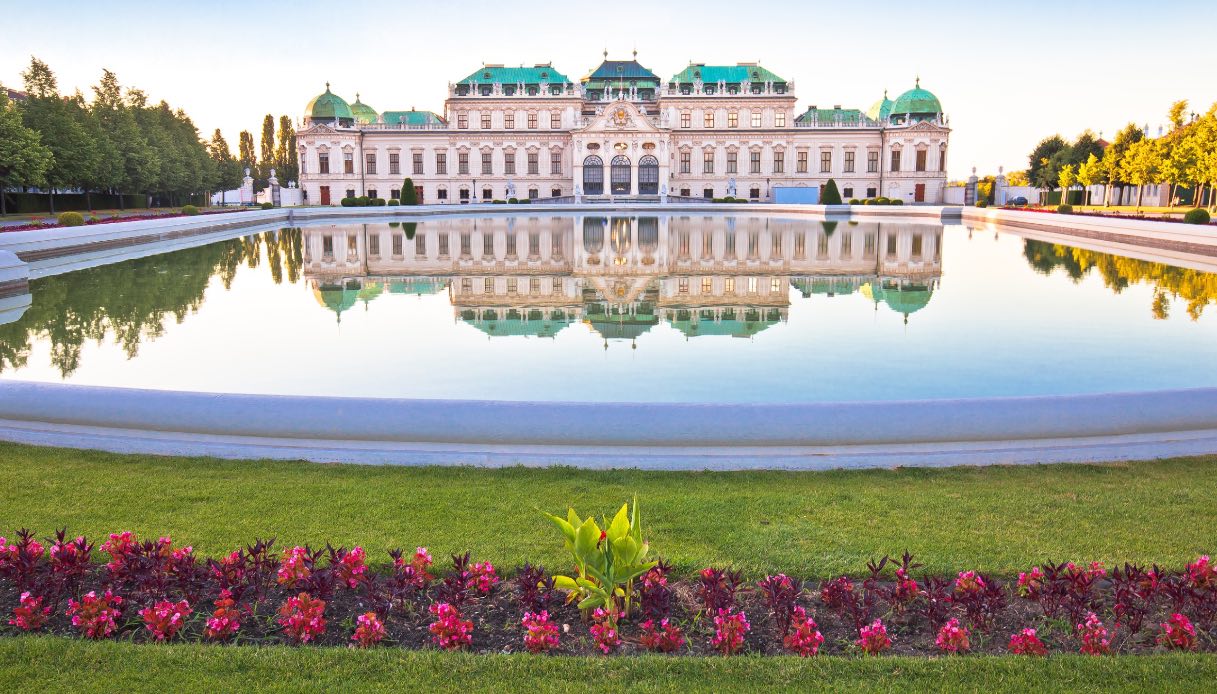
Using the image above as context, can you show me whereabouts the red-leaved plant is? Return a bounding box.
[277,592,327,643]
[352,611,386,648]
[639,618,685,653]
[332,546,368,589]
[8,592,51,631]
[1158,613,1196,651]
[1008,627,1048,655]
[139,599,192,641]
[521,610,560,653]
[66,590,123,639]
[757,573,800,636]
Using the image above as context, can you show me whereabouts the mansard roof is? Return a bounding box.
[669,63,786,86]
[796,106,868,126]
[583,58,661,85]
[380,109,445,126]
[457,64,571,85]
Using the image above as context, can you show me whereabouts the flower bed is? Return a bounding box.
[2,527,1214,657]
[0,208,249,233]
[1001,206,1213,225]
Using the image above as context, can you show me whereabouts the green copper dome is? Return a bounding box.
[890,78,942,117]
[306,83,353,121]
[866,90,893,121]
[350,93,378,124]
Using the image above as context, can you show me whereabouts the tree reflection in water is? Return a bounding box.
[0,228,303,377]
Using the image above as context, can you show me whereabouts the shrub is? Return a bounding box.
[521,610,560,653]
[1188,555,1217,588]
[1183,208,1210,225]
[821,179,843,205]
[333,546,368,589]
[757,573,800,636]
[371,198,386,207]
[848,198,859,205]
[935,618,971,653]
[517,198,531,204]
[204,589,241,641]
[277,592,327,643]
[181,205,199,215]
[139,599,192,641]
[976,200,988,208]
[67,590,123,639]
[1008,628,1048,655]
[508,198,518,204]
[356,196,370,207]
[890,199,904,205]
[639,618,685,652]
[492,199,507,204]
[699,567,745,613]
[544,499,655,619]
[8,592,51,631]
[387,199,400,206]
[260,202,274,210]
[1077,612,1111,655]
[429,602,472,650]
[783,606,824,657]
[57,211,85,227]
[874,196,889,205]
[1057,204,1073,214]
[401,179,419,206]
[352,611,386,648]
[711,608,750,655]
[589,607,621,654]
[278,546,314,588]
[1158,613,1196,650]
[639,561,673,620]
[340,198,354,207]
[857,618,891,654]
[514,563,555,613]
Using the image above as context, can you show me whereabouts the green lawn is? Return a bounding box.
[0,442,1214,577]
[0,637,1213,693]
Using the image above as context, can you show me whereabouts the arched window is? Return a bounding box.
[611,155,631,195]
[637,217,659,252]
[638,155,659,195]
[583,155,604,195]
[583,217,605,253]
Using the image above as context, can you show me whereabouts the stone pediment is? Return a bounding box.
[578,100,665,134]
[300,123,338,136]
[906,120,949,133]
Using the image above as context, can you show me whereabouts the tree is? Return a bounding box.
[1057,164,1076,205]
[1120,139,1162,209]
[238,130,256,185]
[276,115,297,184]
[1168,100,1188,131]
[19,57,98,213]
[1102,123,1144,206]
[209,129,243,204]
[1068,130,1103,167]
[92,70,157,206]
[1028,135,1068,193]
[1005,170,1029,187]
[1160,133,1198,207]
[821,178,842,204]
[0,88,53,215]
[259,114,275,187]
[401,177,419,205]
[1076,153,1102,206]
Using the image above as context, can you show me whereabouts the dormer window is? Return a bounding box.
[540,71,549,79]
[483,71,492,79]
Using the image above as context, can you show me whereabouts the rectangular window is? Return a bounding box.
[751,111,762,127]
[703,188,713,199]
[412,153,423,175]
[527,152,538,175]
[438,233,448,255]
[415,234,425,256]
[550,111,561,128]
[482,188,492,200]
[725,277,735,292]
[389,153,400,175]
[484,278,494,293]
[866,186,877,198]
[820,151,832,173]
[916,150,927,172]
[392,234,402,256]
[749,187,760,199]
[438,188,448,200]
[890,150,901,172]
[678,277,689,294]
[365,153,377,175]
[458,152,469,175]
[681,112,691,128]
[843,186,854,198]
[551,151,562,174]
[504,112,514,129]
[390,188,400,200]
[868,151,879,173]
[727,151,737,174]
[701,277,712,292]
[480,113,491,129]
[481,152,493,175]
[528,188,538,199]
[940,148,947,172]
[750,151,761,174]
[773,151,784,174]
[704,111,714,128]
[457,113,468,129]
[912,234,923,258]
[775,112,786,127]
[318,153,329,174]
[703,151,714,174]
[366,189,377,201]
[368,234,379,256]
[343,152,354,174]
[844,151,855,173]
[436,152,447,174]
[797,151,807,173]
[680,151,691,174]
[771,277,782,293]
[504,152,515,175]
[728,112,738,128]
[527,112,537,129]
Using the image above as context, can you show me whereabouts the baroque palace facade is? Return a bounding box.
[296,53,950,206]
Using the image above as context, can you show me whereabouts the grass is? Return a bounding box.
[0,637,1214,693]
[0,442,1214,577]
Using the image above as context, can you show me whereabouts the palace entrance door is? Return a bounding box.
[914,183,925,203]
[320,186,331,205]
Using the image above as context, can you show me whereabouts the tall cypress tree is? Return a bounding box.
[259,114,275,187]
[276,115,297,183]
[238,130,257,184]
[209,129,242,203]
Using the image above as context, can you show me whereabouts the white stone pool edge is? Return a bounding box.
[2,381,1217,469]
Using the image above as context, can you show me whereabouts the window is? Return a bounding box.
[322,235,333,255]
[550,111,561,128]
[504,152,515,175]
[389,152,400,175]
[702,277,712,292]
[797,151,807,173]
[773,151,784,174]
[681,111,691,128]
[392,234,402,256]
[727,151,737,174]
[504,112,514,129]
[749,187,760,199]
[867,151,879,173]
[437,188,448,200]
[678,278,689,294]
[551,187,561,197]
[680,151,691,174]
[390,188,400,199]
[703,188,714,199]
[480,113,491,129]
[457,113,468,129]
[582,155,604,195]
[412,152,423,175]
[750,151,761,174]
[527,152,538,175]
[728,111,738,128]
[703,151,714,174]
[367,189,377,200]
[459,188,470,201]
[551,151,562,174]
[527,112,537,129]
[866,186,876,198]
[680,188,690,197]
[915,150,927,172]
[844,151,855,173]
[416,234,425,256]
[343,152,354,174]
[300,156,306,175]
[482,188,492,200]
[345,188,355,198]
[751,111,762,127]
[704,111,714,128]
[820,151,832,173]
[725,277,735,292]
[481,152,493,175]
[439,233,448,255]
[368,234,379,256]
[843,186,854,198]
[436,152,447,174]
[939,148,947,172]
[318,153,329,174]
[890,150,901,172]
[458,152,469,175]
[365,153,377,175]
[912,234,923,258]
[528,188,538,199]
[775,112,786,127]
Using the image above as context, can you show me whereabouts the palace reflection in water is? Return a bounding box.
[302,215,943,342]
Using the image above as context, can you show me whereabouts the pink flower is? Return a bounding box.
[8,592,51,631]
[589,607,622,654]
[1077,612,1112,655]
[857,619,891,655]
[711,608,750,656]
[639,618,685,653]
[277,546,312,588]
[277,592,326,643]
[1008,628,1048,656]
[204,589,241,641]
[521,610,561,653]
[953,570,986,596]
[935,617,971,653]
[139,599,192,641]
[336,547,368,589]
[352,611,386,648]
[67,590,123,639]
[1158,613,1196,651]
[783,606,824,657]
[429,602,473,650]
[1187,555,1217,589]
[471,561,499,593]
[100,531,137,573]
[1016,566,1045,598]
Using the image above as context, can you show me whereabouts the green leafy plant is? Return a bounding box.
[544,498,656,621]
[260,202,274,210]
[57,211,85,227]
[1183,208,1210,225]
[1056,204,1073,214]
[181,205,199,215]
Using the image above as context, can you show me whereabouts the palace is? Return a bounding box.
[296,53,950,206]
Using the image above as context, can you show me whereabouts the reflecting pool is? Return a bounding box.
[2,213,1216,402]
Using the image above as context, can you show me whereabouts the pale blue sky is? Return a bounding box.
[2,0,1213,179]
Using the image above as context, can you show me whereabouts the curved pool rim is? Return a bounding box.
[2,381,1216,469]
